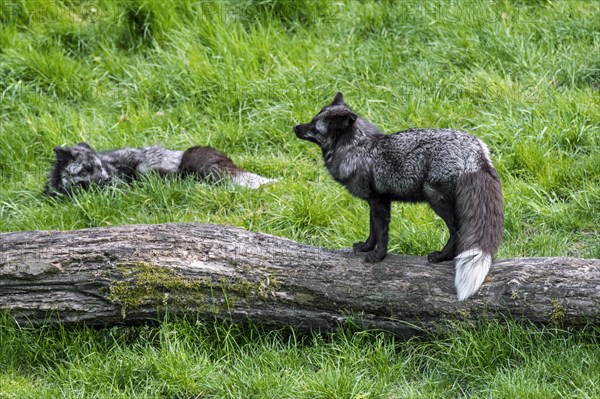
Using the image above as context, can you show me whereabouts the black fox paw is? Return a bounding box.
[427,251,452,263]
[365,250,386,263]
[353,241,375,253]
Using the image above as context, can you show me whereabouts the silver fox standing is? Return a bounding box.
[294,93,503,300]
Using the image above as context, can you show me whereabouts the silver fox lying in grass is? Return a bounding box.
[45,143,276,196]
[294,93,503,300]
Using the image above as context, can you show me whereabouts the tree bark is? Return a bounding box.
[1,223,599,335]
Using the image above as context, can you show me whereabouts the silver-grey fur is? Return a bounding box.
[294,92,503,300]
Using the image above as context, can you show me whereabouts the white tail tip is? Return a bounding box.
[455,248,491,301]
[232,172,278,189]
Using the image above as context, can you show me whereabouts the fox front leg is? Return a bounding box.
[353,200,377,253]
[363,197,391,263]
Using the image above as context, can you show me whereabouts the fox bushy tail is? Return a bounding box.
[454,165,503,301]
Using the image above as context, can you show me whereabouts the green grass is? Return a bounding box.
[0,0,599,397]
[1,315,600,398]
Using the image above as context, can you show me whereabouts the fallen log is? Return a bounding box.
[1,223,599,335]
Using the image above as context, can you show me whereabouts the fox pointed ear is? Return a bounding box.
[333,111,358,131]
[348,112,357,124]
[332,92,345,106]
[76,142,92,150]
[53,146,74,161]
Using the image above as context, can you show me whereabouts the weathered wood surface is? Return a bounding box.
[1,223,599,335]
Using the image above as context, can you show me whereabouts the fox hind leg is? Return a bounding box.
[426,192,459,263]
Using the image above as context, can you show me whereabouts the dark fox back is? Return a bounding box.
[178,146,243,183]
